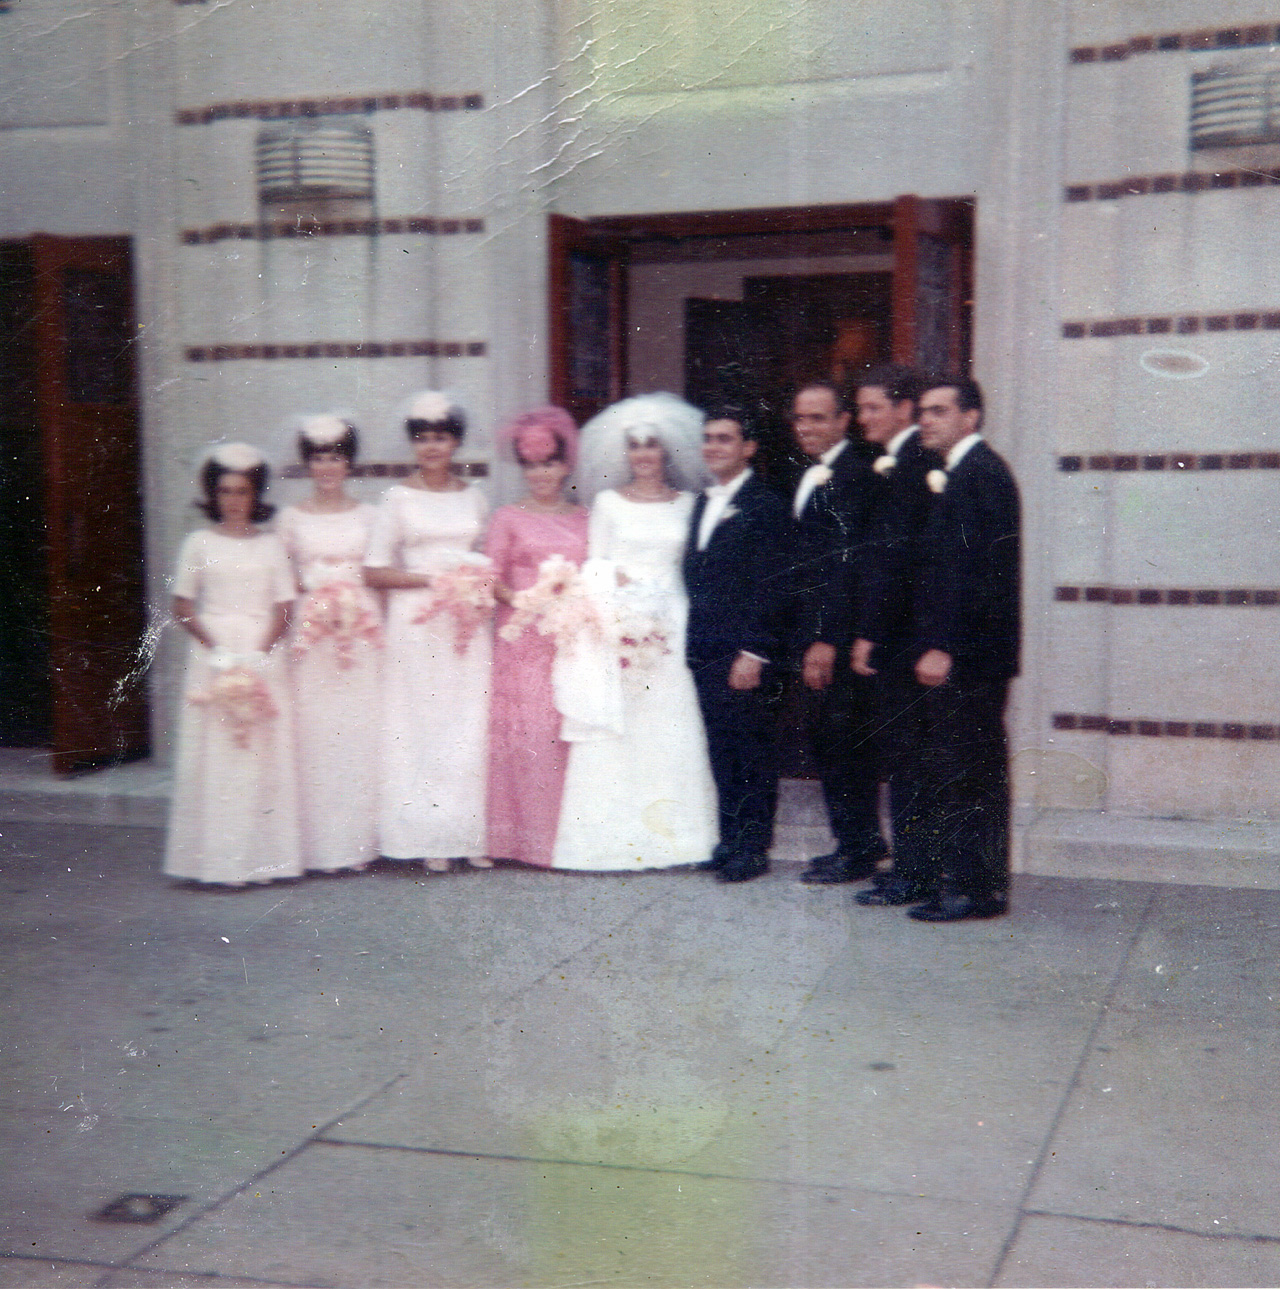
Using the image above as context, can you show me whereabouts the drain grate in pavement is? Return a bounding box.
[91,1193,188,1224]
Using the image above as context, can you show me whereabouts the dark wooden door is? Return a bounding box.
[548,214,629,427]
[890,195,974,374]
[31,234,149,773]
[0,243,49,746]
[683,296,786,473]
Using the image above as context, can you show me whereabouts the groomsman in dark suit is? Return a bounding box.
[906,376,1020,922]
[684,408,792,883]
[787,381,883,884]
[846,365,945,908]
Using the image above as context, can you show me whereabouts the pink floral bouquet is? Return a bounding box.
[292,581,383,669]
[189,667,279,748]
[615,610,670,671]
[500,555,602,650]
[503,556,669,671]
[412,562,496,655]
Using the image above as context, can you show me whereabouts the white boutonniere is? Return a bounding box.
[808,464,833,486]
[721,505,740,521]
[873,454,897,476]
[926,469,948,494]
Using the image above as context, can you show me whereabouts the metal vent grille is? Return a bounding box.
[256,120,374,203]
[1191,61,1280,149]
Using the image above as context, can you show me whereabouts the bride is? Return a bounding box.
[552,393,719,871]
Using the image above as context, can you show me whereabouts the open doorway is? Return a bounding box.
[549,196,973,480]
[548,198,973,777]
[0,235,150,773]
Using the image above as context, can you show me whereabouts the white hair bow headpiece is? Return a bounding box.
[297,414,351,445]
[206,442,266,472]
[406,391,457,423]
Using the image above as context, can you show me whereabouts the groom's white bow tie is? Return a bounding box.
[697,483,735,550]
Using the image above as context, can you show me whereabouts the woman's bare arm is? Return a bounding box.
[172,596,214,648]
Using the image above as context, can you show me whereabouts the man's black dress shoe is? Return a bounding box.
[798,852,878,885]
[907,892,1008,922]
[855,876,931,906]
[695,844,734,872]
[716,855,769,883]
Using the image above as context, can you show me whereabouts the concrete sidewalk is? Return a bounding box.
[1,819,1278,1288]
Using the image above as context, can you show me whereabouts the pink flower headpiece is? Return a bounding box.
[499,406,579,471]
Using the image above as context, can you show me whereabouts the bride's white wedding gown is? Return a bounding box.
[553,489,719,871]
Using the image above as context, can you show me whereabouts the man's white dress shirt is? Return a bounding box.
[793,439,848,518]
[697,467,752,551]
[945,432,983,472]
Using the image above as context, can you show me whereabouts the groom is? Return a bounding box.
[683,408,792,883]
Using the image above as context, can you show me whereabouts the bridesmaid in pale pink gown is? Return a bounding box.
[485,407,588,866]
[278,414,382,873]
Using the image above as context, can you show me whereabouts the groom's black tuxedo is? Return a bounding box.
[683,472,792,865]
[912,438,1021,902]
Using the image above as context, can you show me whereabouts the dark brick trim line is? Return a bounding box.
[176,92,483,125]
[1066,169,1280,202]
[181,217,484,245]
[1062,312,1280,338]
[1057,452,1280,471]
[1055,586,1280,606]
[1053,713,1279,740]
[184,341,487,362]
[280,462,489,480]
[1070,24,1280,63]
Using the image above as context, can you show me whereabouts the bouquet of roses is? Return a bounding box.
[614,609,670,671]
[292,581,383,669]
[500,555,603,650]
[188,661,279,748]
[411,559,496,655]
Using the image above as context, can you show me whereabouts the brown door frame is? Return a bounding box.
[890,194,974,373]
[31,233,150,774]
[549,198,973,411]
[547,214,631,427]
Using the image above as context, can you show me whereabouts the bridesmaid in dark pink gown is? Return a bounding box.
[485,407,588,866]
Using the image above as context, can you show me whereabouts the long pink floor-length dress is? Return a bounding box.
[278,503,382,872]
[485,504,590,866]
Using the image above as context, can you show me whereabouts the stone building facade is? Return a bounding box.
[3,0,1278,879]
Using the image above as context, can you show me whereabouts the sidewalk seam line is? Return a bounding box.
[986,885,1160,1286]
[311,1134,972,1198]
[110,1069,410,1278]
[1022,1207,1280,1245]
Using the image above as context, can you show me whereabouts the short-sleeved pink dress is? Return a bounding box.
[163,528,303,885]
[485,504,589,866]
